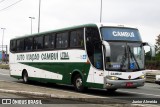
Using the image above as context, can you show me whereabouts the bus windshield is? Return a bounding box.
[106,42,145,71]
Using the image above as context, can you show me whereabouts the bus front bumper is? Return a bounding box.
[104,79,145,89]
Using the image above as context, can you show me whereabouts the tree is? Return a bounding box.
[145,34,160,70]
[156,34,160,53]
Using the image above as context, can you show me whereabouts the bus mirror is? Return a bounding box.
[143,42,155,57]
[102,41,111,57]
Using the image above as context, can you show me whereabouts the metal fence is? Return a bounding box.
[0,45,8,64]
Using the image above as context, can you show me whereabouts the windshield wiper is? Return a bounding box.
[120,47,127,70]
[128,46,140,70]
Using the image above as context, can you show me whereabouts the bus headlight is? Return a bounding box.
[107,76,119,80]
[139,75,145,79]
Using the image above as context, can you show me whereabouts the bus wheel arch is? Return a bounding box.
[71,71,85,92]
[22,69,29,83]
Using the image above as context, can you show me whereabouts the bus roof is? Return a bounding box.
[11,23,97,40]
[10,23,138,40]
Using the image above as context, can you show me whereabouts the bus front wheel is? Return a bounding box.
[22,71,29,83]
[73,74,84,92]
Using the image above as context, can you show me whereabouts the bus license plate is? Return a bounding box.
[126,82,133,87]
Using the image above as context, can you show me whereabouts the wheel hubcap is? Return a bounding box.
[76,78,82,89]
[24,74,27,82]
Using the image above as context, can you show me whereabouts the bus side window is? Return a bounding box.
[56,32,68,49]
[44,35,50,49]
[44,34,55,49]
[17,39,24,51]
[24,37,33,51]
[70,29,84,48]
[10,40,16,52]
[34,36,43,50]
[50,34,55,48]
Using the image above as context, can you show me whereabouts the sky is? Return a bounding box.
[0,0,160,48]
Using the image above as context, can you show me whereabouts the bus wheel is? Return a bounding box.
[73,74,84,92]
[22,71,29,83]
[107,89,117,92]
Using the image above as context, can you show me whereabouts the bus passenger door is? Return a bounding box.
[85,27,104,84]
[92,47,104,84]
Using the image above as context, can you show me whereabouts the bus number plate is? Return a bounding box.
[126,82,133,87]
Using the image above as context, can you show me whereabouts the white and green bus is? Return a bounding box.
[9,23,155,92]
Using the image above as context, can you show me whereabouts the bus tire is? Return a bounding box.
[22,71,29,84]
[73,74,84,92]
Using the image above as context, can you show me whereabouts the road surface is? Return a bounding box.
[0,92,109,107]
[0,69,160,106]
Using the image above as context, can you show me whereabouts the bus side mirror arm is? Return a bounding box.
[143,42,155,57]
[102,41,111,57]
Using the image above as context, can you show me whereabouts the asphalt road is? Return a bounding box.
[0,69,17,82]
[0,69,160,103]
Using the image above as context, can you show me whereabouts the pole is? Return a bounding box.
[29,17,35,34]
[31,17,32,34]
[6,45,7,64]
[1,28,5,52]
[100,0,103,23]
[38,0,41,33]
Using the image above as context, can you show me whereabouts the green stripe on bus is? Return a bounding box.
[29,77,104,89]
[20,62,90,85]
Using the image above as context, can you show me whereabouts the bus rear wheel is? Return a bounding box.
[22,71,29,83]
[73,74,84,92]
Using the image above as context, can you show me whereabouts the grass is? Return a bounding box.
[0,64,9,69]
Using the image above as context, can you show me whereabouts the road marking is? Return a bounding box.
[0,73,9,76]
[118,90,160,97]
